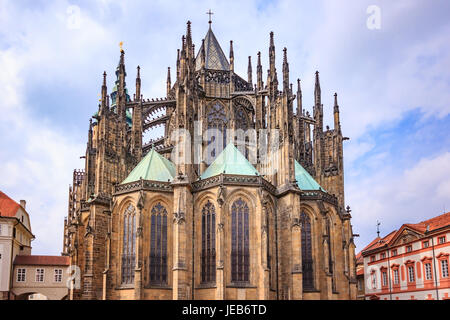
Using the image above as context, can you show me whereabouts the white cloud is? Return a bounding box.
[350,152,450,250]
[1,0,449,255]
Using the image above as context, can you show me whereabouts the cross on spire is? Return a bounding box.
[206,9,214,26]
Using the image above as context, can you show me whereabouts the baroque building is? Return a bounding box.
[360,212,450,300]
[62,19,358,300]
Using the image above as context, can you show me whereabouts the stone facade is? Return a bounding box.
[62,20,357,300]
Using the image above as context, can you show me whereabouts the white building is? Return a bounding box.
[0,190,69,300]
[0,191,34,300]
[362,212,450,300]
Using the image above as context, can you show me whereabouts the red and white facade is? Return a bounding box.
[362,212,450,300]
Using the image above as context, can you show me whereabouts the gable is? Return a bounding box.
[390,227,422,246]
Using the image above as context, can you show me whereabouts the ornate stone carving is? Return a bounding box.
[137,189,145,210]
[217,185,226,207]
[173,211,185,225]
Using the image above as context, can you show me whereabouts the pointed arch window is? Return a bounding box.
[235,106,249,131]
[201,201,216,283]
[301,211,314,290]
[326,217,335,291]
[121,204,136,284]
[149,203,168,285]
[231,198,250,283]
[206,103,227,163]
[234,106,252,160]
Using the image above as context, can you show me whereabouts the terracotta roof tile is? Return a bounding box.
[406,212,450,233]
[361,212,450,254]
[14,255,70,266]
[0,190,20,217]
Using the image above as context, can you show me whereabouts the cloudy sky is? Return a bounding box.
[1,0,449,255]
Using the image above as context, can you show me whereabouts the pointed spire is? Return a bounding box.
[282,47,289,92]
[314,71,323,132]
[247,56,253,87]
[135,66,141,101]
[181,35,186,55]
[269,32,276,75]
[296,78,302,116]
[117,48,127,118]
[176,49,180,80]
[101,71,107,108]
[229,40,234,71]
[334,92,341,131]
[167,67,171,96]
[201,39,206,68]
[268,32,277,95]
[334,92,338,110]
[314,70,321,106]
[257,51,263,90]
[186,20,192,44]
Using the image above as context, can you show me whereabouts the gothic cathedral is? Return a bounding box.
[63,19,358,300]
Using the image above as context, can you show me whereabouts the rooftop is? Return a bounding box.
[14,255,70,266]
[200,143,259,179]
[361,211,450,254]
[121,148,175,184]
[295,161,326,191]
[0,190,21,217]
[195,26,230,71]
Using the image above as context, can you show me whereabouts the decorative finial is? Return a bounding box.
[377,220,381,238]
[119,41,124,52]
[206,9,214,26]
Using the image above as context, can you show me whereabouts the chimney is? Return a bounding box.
[20,200,26,209]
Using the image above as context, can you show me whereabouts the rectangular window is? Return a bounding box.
[35,268,44,282]
[438,236,446,244]
[393,269,399,284]
[406,245,412,253]
[382,272,387,286]
[0,224,2,235]
[17,268,26,282]
[54,269,62,282]
[423,241,429,248]
[392,249,397,256]
[381,253,386,259]
[371,273,377,289]
[370,256,375,262]
[408,266,415,282]
[441,260,449,278]
[425,263,432,280]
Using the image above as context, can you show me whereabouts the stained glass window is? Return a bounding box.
[201,201,216,283]
[301,212,314,290]
[121,204,136,284]
[231,198,250,283]
[149,203,168,285]
[206,103,227,163]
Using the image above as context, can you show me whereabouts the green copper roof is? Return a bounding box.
[294,160,325,191]
[200,144,259,179]
[121,148,175,184]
